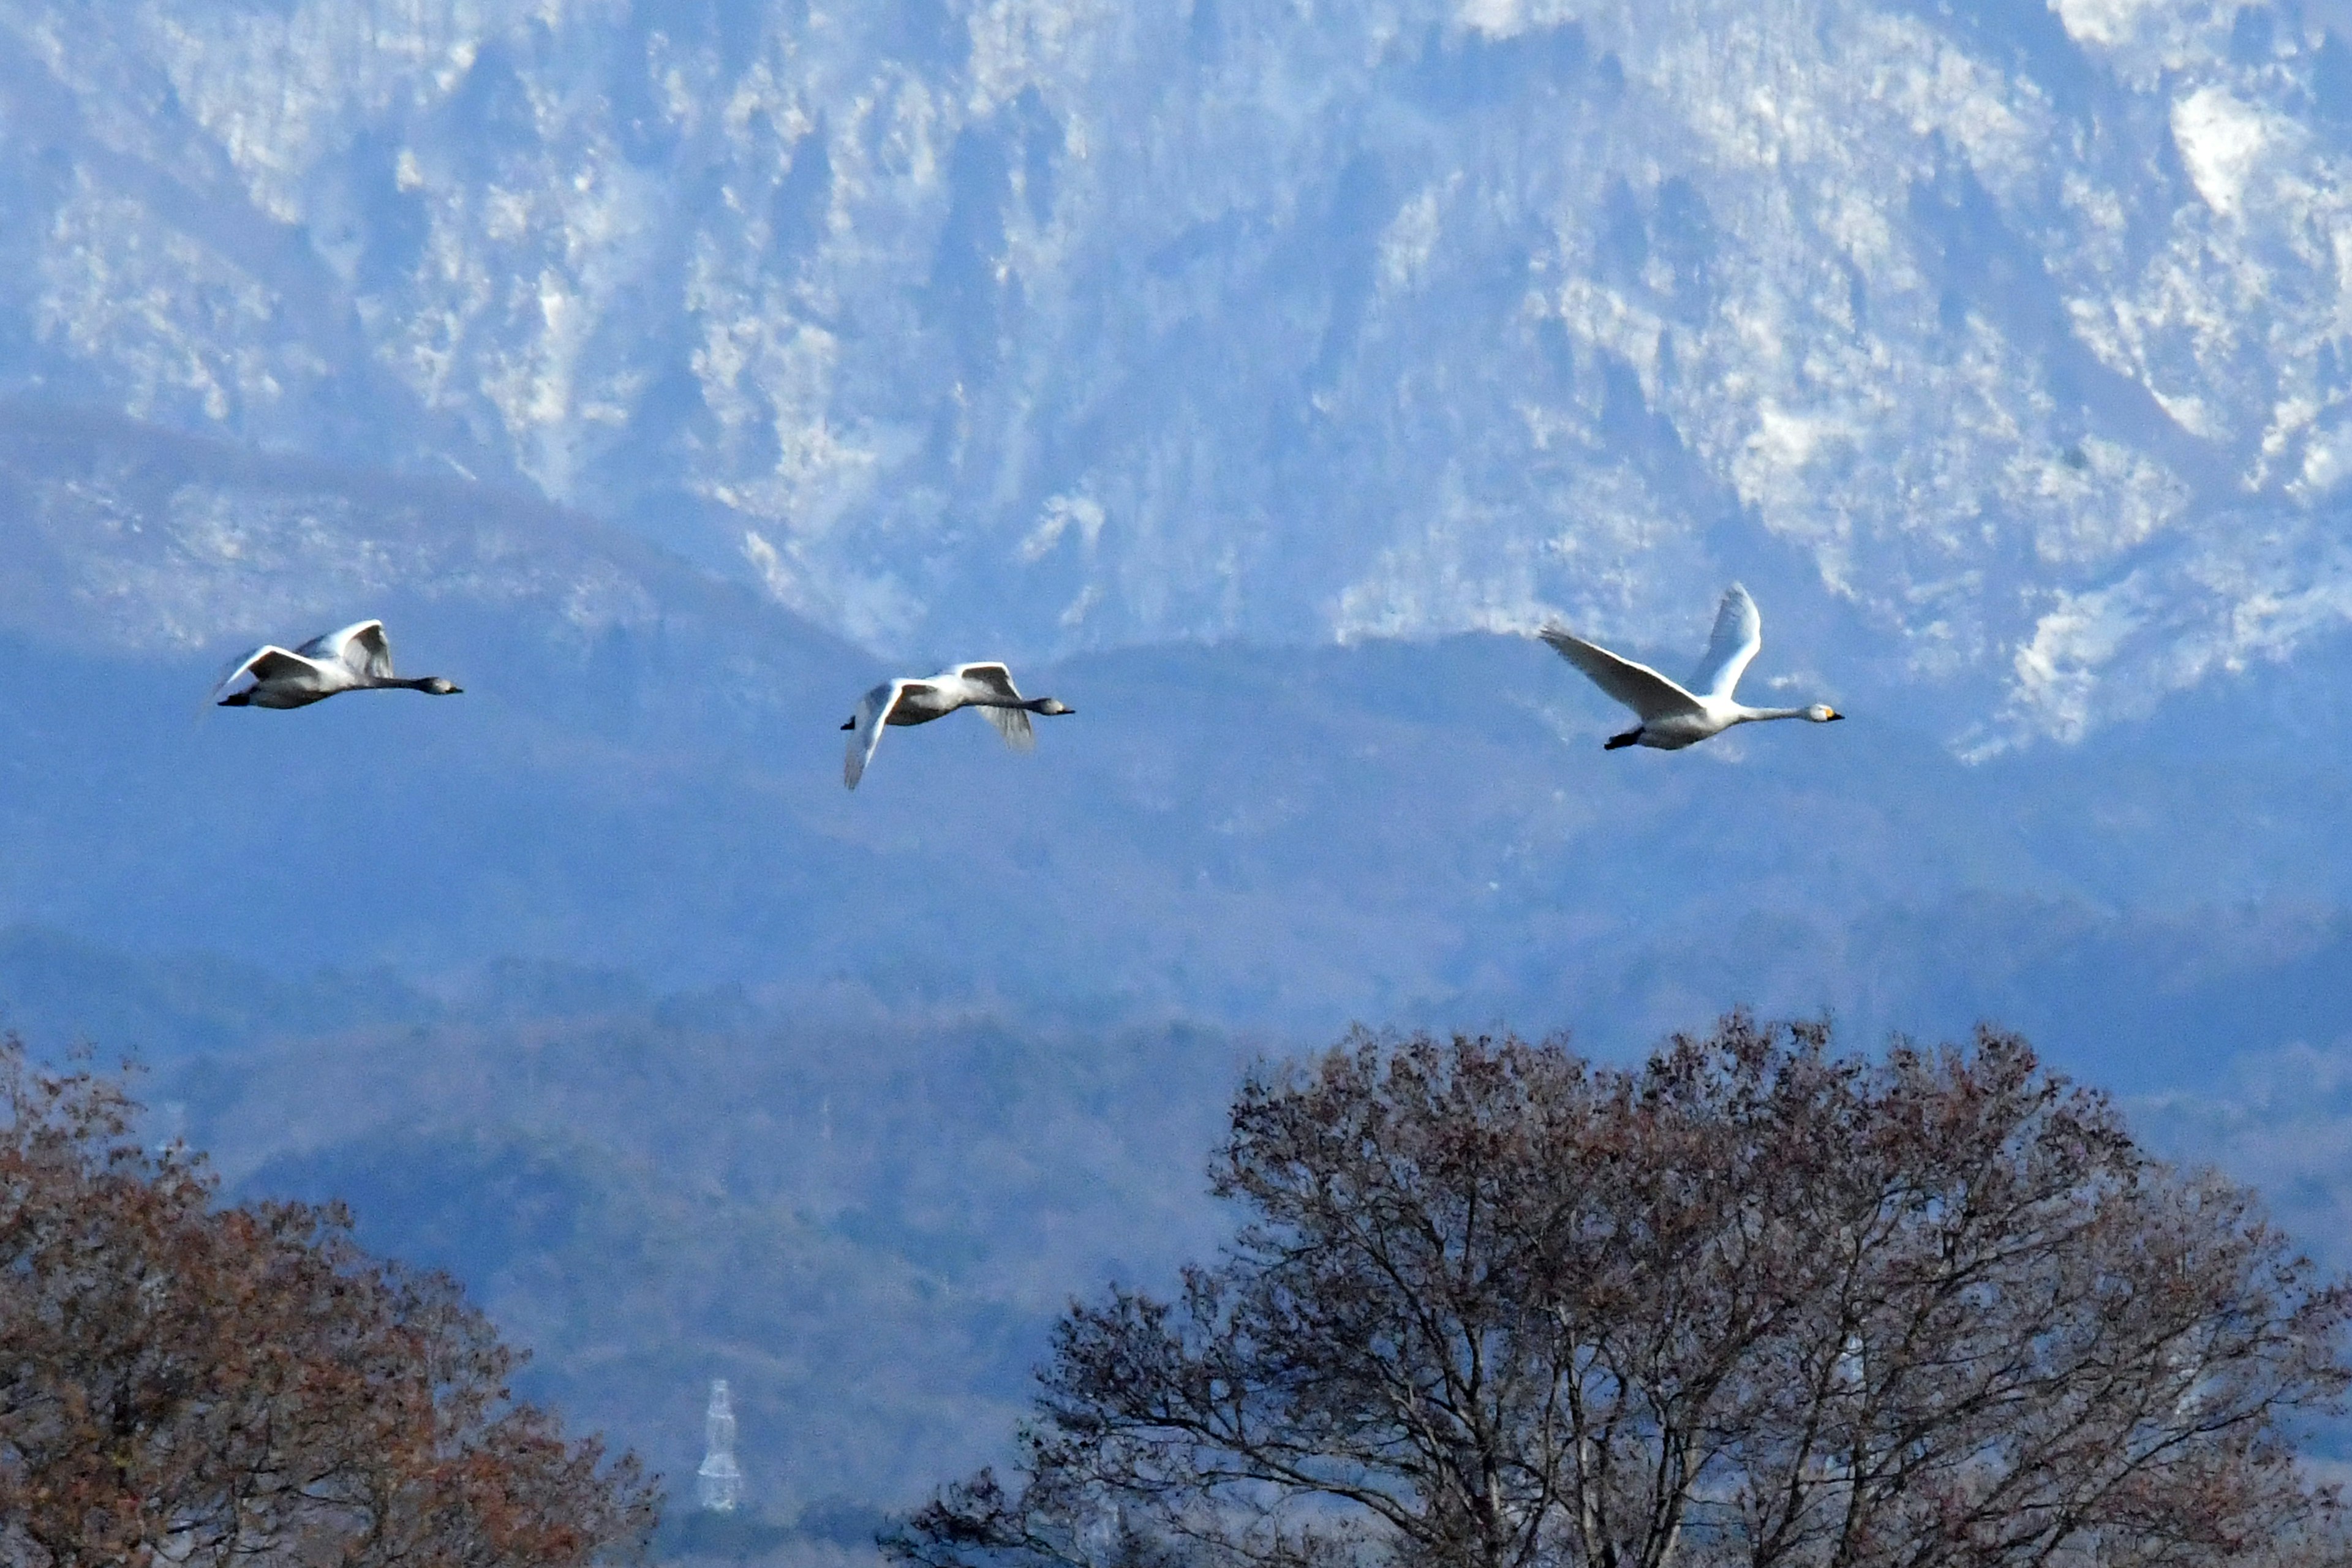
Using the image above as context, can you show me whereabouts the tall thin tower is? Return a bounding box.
[696,1379,743,1513]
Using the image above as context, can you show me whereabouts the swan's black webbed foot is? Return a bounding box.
[1604,729,1642,750]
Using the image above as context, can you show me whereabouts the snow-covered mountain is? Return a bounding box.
[4,0,2351,750]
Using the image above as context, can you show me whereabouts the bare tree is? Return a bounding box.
[892,1016,2351,1568]
[0,1037,658,1566]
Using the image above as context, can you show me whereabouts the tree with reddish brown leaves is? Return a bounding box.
[0,1038,658,1566]
[892,1016,2352,1568]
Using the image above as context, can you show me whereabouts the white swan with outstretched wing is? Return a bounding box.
[839,663,1074,789]
[1539,584,1842,752]
[213,619,460,710]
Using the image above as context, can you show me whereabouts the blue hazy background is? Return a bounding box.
[0,0,2350,1556]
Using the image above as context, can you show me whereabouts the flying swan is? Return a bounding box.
[841,663,1074,789]
[1539,585,1842,751]
[213,620,462,709]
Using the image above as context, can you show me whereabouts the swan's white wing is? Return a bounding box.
[211,645,308,701]
[949,663,1036,750]
[347,622,396,679]
[1539,627,1705,722]
[296,620,394,679]
[843,680,905,790]
[1687,584,1762,701]
[980,704,1035,750]
[211,646,274,700]
[949,662,1025,699]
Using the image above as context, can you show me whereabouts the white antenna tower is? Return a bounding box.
[696,1379,743,1513]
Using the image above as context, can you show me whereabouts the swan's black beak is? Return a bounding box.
[840,718,856,730]
[1827,710,1845,722]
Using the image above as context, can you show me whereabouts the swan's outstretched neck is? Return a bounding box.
[1747,706,1814,722]
[966,695,1073,715]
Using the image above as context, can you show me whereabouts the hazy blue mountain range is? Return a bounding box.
[1,401,2346,1059]
[4,0,2352,752]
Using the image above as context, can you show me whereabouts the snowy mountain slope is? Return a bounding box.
[2,1,2351,747]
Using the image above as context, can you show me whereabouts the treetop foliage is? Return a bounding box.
[0,1036,658,1566]
[895,1015,2352,1568]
